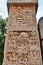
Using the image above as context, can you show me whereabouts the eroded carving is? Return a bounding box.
[3,31,41,65]
[3,5,42,65]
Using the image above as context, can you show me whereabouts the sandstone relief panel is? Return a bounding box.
[3,4,42,65]
[3,31,41,65]
[9,6,35,25]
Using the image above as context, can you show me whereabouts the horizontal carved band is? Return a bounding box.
[7,0,38,3]
[7,24,37,31]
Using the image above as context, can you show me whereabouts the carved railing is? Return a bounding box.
[7,0,38,3]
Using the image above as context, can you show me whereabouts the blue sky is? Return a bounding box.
[0,0,43,22]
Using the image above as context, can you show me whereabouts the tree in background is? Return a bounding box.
[0,16,8,65]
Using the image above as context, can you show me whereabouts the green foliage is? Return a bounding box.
[0,16,8,65]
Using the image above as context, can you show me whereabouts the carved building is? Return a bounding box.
[2,0,42,65]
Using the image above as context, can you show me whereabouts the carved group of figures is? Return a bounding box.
[3,6,42,65]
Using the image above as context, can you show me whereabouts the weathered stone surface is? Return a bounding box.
[2,0,42,65]
[7,0,38,3]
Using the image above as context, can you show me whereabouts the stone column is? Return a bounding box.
[2,0,42,65]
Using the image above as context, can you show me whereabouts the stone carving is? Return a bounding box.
[9,6,35,25]
[3,31,42,65]
[2,0,42,65]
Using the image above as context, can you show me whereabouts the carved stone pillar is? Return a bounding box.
[2,0,42,65]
